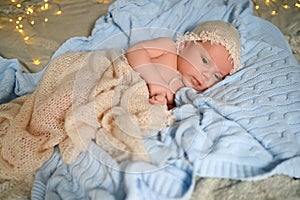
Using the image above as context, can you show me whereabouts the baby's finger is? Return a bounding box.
[149,95,167,105]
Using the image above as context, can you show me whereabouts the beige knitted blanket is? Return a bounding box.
[0,50,171,180]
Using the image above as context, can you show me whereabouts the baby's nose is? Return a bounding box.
[201,71,211,81]
[200,71,218,88]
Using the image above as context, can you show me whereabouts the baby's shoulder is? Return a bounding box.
[154,37,176,51]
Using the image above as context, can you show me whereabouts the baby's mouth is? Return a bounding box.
[191,76,201,87]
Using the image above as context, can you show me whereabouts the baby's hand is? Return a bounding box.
[148,83,174,107]
[149,94,167,105]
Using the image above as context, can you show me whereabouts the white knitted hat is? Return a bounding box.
[176,20,242,74]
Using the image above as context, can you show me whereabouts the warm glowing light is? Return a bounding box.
[56,10,62,15]
[252,0,300,19]
[24,36,30,41]
[282,4,290,9]
[0,0,65,57]
[27,7,34,14]
[265,0,271,5]
[271,10,277,15]
[41,3,49,10]
[1,0,62,32]
[33,59,41,65]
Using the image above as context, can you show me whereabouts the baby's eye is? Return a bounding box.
[201,57,208,64]
[213,73,222,81]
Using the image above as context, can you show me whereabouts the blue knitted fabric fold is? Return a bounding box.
[1,0,297,199]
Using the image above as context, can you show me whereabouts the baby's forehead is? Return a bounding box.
[197,41,231,55]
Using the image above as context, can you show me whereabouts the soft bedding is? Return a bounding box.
[0,49,170,179]
[0,0,300,199]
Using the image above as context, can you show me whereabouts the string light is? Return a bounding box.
[265,0,271,6]
[0,0,64,67]
[26,7,34,14]
[33,59,41,65]
[0,0,62,34]
[0,0,113,69]
[253,0,299,16]
[41,3,49,10]
[282,4,290,9]
[271,10,278,15]
[23,36,30,41]
[55,10,62,15]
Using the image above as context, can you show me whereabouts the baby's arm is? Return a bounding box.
[126,37,177,83]
[126,37,177,65]
[125,37,178,106]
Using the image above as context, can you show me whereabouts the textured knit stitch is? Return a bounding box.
[0,50,171,179]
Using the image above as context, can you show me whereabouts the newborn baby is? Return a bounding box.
[125,20,241,108]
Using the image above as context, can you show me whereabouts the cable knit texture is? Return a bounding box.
[0,0,300,199]
[0,49,170,179]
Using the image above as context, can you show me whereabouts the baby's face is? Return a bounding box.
[177,41,233,91]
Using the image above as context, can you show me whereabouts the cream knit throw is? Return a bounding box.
[0,50,171,179]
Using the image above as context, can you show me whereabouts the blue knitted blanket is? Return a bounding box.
[0,0,299,199]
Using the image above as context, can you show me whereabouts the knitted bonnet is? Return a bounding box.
[177,20,242,74]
